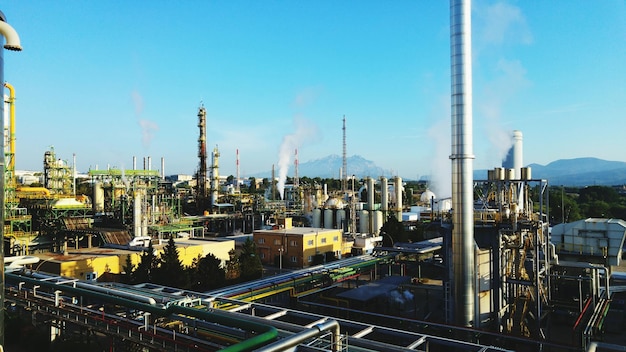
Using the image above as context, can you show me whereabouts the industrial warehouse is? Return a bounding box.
[1,2,626,352]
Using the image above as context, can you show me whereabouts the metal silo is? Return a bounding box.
[312,208,322,228]
[324,209,334,229]
[359,210,369,234]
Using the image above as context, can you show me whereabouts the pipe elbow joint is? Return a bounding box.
[0,21,22,51]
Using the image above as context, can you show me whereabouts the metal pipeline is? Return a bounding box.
[255,319,341,352]
[0,20,22,51]
[6,271,278,351]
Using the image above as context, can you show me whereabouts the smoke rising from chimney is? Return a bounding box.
[277,115,319,199]
[131,90,159,148]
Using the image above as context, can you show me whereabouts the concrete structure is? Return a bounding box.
[551,218,626,267]
[253,219,345,268]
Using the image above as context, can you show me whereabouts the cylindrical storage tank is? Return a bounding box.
[394,176,403,221]
[495,167,504,180]
[359,210,369,234]
[93,182,104,213]
[520,167,532,180]
[487,169,495,180]
[372,210,384,236]
[324,209,334,229]
[505,168,515,180]
[133,191,142,236]
[312,208,322,228]
[336,209,346,231]
[380,177,388,213]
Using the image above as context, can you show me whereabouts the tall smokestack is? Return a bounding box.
[394,176,403,222]
[450,0,475,327]
[160,157,165,179]
[502,130,523,178]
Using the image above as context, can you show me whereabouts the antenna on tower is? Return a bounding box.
[342,115,348,194]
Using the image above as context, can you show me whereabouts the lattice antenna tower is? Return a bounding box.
[342,115,347,194]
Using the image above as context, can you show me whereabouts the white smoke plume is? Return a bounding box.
[131,90,159,148]
[277,115,319,199]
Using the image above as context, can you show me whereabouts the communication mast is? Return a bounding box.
[342,115,347,194]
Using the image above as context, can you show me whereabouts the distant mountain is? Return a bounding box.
[252,154,393,179]
[474,158,626,186]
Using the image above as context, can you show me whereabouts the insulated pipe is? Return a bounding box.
[0,20,22,51]
[256,319,341,352]
[7,272,278,352]
[450,0,475,327]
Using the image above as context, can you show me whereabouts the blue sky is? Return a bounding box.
[2,1,625,186]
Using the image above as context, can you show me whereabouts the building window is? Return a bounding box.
[308,256,313,262]
[258,238,265,244]
[307,240,314,246]
[290,240,297,247]
[274,239,281,245]
[333,236,339,242]
[290,256,297,263]
[260,252,265,259]
[321,238,327,244]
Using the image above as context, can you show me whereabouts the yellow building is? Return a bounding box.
[31,238,234,281]
[253,220,344,268]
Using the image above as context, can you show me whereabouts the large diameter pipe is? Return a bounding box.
[450,0,475,327]
[256,319,341,352]
[6,272,278,352]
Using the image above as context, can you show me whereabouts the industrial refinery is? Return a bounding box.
[1,2,625,352]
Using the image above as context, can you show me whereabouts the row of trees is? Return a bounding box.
[121,237,263,291]
[548,185,626,224]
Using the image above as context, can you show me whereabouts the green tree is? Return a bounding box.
[225,249,240,282]
[192,253,226,290]
[154,236,188,288]
[121,254,134,284]
[239,237,263,281]
[380,215,407,246]
[133,241,158,284]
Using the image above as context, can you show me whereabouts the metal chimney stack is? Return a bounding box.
[450,0,475,327]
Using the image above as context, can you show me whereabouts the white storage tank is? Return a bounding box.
[372,210,384,235]
[312,208,322,228]
[359,210,369,234]
[93,182,104,213]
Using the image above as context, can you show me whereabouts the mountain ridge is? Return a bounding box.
[254,156,626,186]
